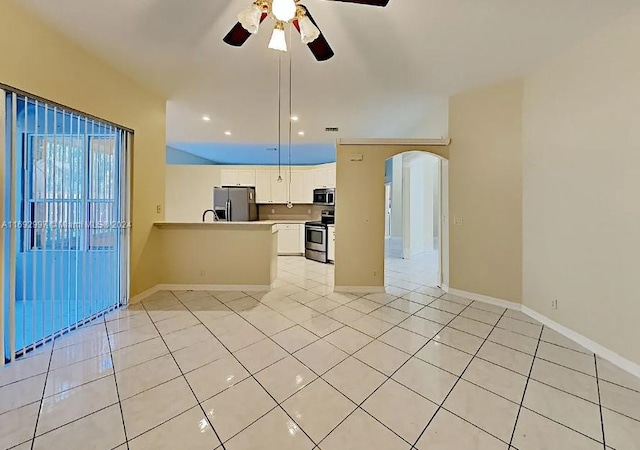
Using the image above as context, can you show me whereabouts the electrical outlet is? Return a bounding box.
[454,217,463,225]
[307,209,311,214]
[552,299,558,310]
[271,209,275,214]
[200,269,205,277]
[156,204,162,214]
[373,270,378,277]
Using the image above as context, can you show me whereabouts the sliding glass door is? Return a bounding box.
[1,89,131,362]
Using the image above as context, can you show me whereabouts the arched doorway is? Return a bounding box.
[384,151,441,294]
[333,139,449,293]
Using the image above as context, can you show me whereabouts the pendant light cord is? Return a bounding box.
[287,24,293,204]
[277,51,282,181]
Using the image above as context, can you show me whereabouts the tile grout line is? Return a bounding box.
[103,317,130,449]
[27,271,480,446]
[594,355,607,449]
[28,324,63,449]
[313,294,479,448]
[321,302,465,446]
[409,307,510,449]
[0,265,476,444]
[167,292,321,448]
[266,271,450,444]
[13,259,637,449]
[207,286,503,447]
[139,300,228,450]
[9,292,576,444]
[507,323,545,448]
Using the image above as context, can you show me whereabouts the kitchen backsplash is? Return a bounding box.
[259,204,327,221]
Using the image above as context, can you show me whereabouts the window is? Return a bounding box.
[26,133,119,250]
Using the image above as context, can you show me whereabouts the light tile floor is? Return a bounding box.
[2,257,640,449]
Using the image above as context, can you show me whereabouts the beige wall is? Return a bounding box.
[522,8,640,365]
[154,224,277,288]
[448,79,524,303]
[0,1,167,296]
[334,144,449,288]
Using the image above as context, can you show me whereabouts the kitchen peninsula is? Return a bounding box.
[152,221,278,290]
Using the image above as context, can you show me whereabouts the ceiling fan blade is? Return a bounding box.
[323,0,389,6]
[293,8,335,62]
[223,13,268,47]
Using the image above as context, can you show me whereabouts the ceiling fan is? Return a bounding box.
[224,0,390,62]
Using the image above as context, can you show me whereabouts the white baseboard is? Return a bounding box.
[130,285,161,304]
[130,283,272,304]
[522,306,640,379]
[440,285,640,381]
[158,284,271,292]
[444,287,521,311]
[334,286,386,294]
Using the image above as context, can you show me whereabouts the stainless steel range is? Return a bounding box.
[305,210,334,263]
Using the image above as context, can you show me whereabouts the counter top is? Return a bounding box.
[258,220,309,224]
[154,221,276,231]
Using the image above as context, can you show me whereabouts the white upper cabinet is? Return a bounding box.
[255,171,272,203]
[270,171,288,204]
[252,164,333,204]
[237,170,256,186]
[290,170,313,204]
[313,164,336,189]
[220,169,256,187]
[255,170,289,204]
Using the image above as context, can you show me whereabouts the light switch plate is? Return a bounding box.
[454,217,463,225]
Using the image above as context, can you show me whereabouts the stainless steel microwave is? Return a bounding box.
[313,188,335,206]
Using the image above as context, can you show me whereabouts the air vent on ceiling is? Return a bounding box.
[325,127,339,132]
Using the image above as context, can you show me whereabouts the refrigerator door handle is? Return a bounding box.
[226,200,231,222]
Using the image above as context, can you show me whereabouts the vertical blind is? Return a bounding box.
[1,89,131,363]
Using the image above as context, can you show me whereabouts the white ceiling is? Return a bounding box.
[16,0,637,146]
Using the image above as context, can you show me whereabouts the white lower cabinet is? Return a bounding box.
[277,224,303,255]
[328,225,336,262]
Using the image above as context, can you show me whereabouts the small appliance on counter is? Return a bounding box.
[313,188,335,206]
[305,210,335,263]
[213,186,258,222]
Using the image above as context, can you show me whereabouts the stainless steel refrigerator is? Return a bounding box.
[213,187,258,222]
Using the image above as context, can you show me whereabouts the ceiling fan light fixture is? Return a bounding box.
[271,0,297,22]
[298,14,320,44]
[238,2,262,34]
[268,21,288,52]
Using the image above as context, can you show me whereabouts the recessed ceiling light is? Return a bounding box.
[290,115,299,121]
[202,115,211,122]
[298,131,305,136]
[224,131,232,136]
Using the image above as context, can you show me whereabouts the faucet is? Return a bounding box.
[202,209,217,222]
